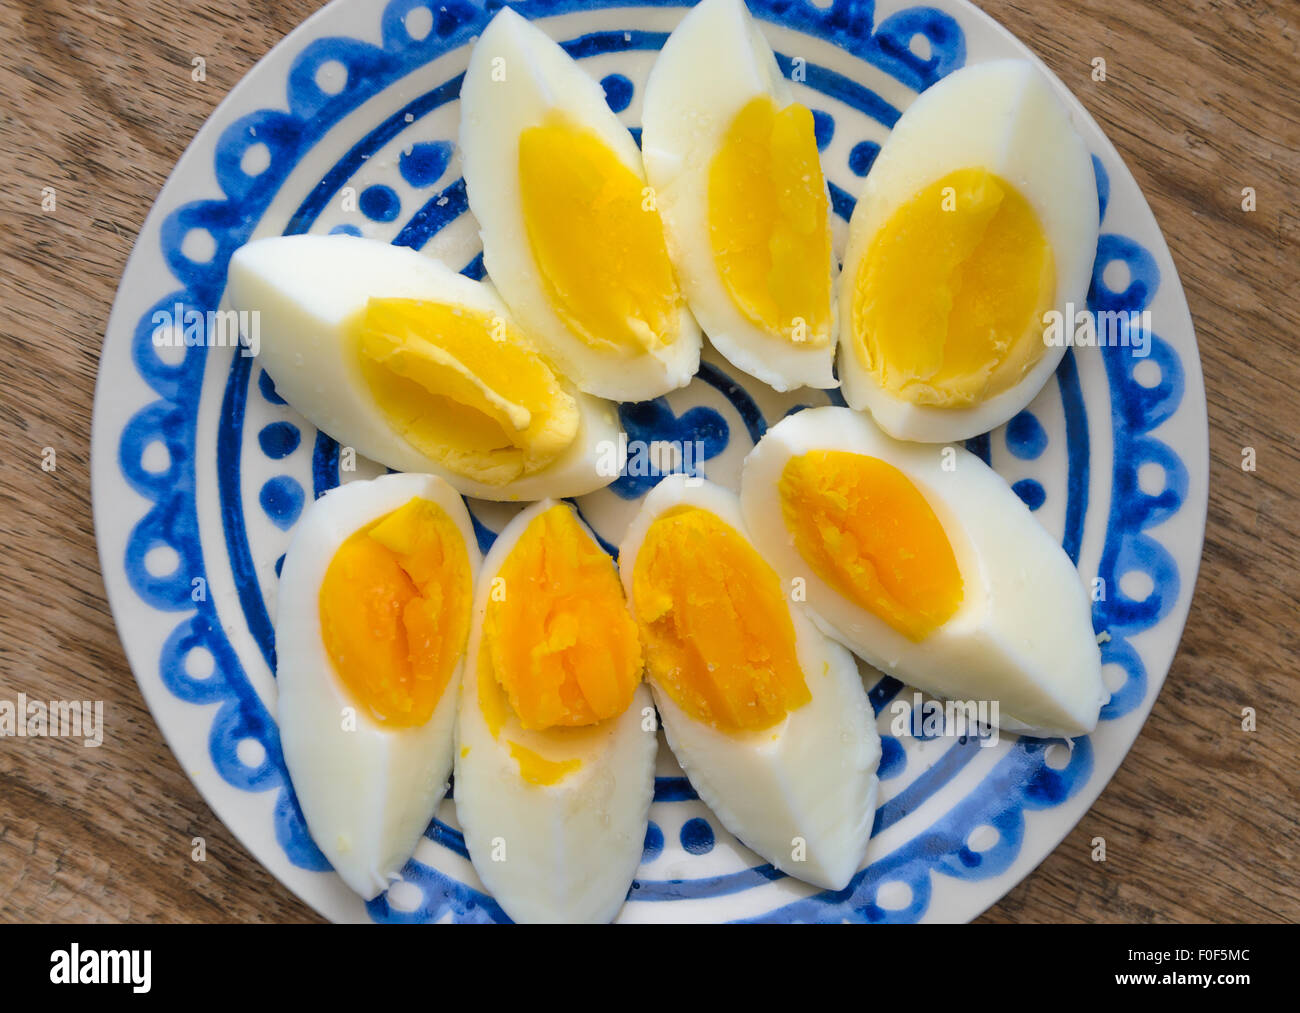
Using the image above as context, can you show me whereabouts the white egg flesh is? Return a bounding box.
[276,473,481,900]
[741,406,1106,737]
[619,475,879,890]
[454,499,655,923]
[641,0,837,393]
[458,7,701,402]
[837,60,1100,442]
[226,234,623,501]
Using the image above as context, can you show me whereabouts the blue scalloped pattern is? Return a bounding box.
[114,0,1186,923]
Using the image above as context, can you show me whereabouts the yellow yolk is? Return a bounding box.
[507,742,583,786]
[519,114,682,355]
[481,504,642,732]
[318,497,472,726]
[851,167,1055,406]
[708,96,832,346]
[631,506,811,734]
[475,649,590,785]
[354,298,579,485]
[779,451,963,642]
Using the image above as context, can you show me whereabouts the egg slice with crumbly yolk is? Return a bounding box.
[631,505,811,733]
[778,450,964,642]
[477,503,643,783]
[617,473,881,892]
[318,496,473,727]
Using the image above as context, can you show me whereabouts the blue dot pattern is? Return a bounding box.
[259,476,304,530]
[359,184,401,222]
[1012,478,1046,511]
[600,72,634,113]
[878,734,905,780]
[680,818,716,855]
[257,421,301,460]
[811,109,834,150]
[1005,410,1047,460]
[399,141,453,187]
[643,821,664,862]
[848,140,881,176]
[257,369,286,405]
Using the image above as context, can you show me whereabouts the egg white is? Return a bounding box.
[618,475,879,890]
[276,472,481,900]
[641,0,839,392]
[837,60,1100,442]
[453,499,656,923]
[226,234,624,501]
[740,406,1106,737]
[459,7,702,402]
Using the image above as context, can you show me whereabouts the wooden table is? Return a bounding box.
[0,0,1296,924]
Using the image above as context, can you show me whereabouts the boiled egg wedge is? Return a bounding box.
[619,475,879,890]
[226,234,623,501]
[276,473,480,899]
[641,0,837,392]
[454,500,656,923]
[459,7,702,402]
[838,60,1099,442]
[741,407,1106,737]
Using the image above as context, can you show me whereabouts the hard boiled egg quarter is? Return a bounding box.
[459,7,702,402]
[226,235,623,502]
[641,0,838,392]
[741,407,1105,737]
[276,473,480,899]
[838,60,1100,442]
[454,500,656,923]
[619,475,880,890]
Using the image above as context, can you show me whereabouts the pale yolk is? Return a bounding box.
[852,167,1056,406]
[354,298,578,486]
[709,96,832,346]
[318,497,472,726]
[779,451,963,642]
[480,504,643,733]
[519,114,682,355]
[631,506,810,734]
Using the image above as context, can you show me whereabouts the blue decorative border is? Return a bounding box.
[112,0,1187,922]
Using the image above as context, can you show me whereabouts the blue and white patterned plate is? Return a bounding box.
[91,0,1208,923]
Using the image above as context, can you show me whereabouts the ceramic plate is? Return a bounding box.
[92,0,1208,923]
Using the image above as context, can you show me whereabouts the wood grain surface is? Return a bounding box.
[0,0,1296,924]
